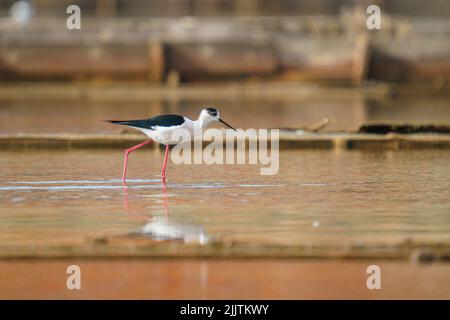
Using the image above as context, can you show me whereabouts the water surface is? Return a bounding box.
[1,96,449,133]
[0,149,449,248]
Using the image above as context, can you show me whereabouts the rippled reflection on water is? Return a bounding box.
[0,149,449,247]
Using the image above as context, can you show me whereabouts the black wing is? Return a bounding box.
[106,114,185,130]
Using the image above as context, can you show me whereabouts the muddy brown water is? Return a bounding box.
[0,149,449,247]
[1,96,449,134]
[1,95,449,298]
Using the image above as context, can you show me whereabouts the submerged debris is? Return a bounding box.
[276,118,332,133]
[359,123,450,134]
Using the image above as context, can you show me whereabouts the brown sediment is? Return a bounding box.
[0,133,151,150]
[0,82,389,101]
[0,259,449,299]
[359,123,450,134]
[1,133,449,150]
[1,236,450,261]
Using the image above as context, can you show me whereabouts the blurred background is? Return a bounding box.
[0,0,449,134]
[0,1,450,299]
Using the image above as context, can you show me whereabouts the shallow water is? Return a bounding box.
[0,149,449,248]
[1,96,450,133]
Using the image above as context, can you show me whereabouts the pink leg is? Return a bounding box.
[161,145,169,181]
[161,180,169,218]
[122,140,152,182]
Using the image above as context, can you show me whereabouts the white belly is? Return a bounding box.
[138,120,195,145]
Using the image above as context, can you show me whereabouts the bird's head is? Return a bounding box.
[199,107,236,130]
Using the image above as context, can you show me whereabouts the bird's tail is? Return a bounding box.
[104,119,148,129]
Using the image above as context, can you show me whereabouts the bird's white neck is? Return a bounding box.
[194,115,214,130]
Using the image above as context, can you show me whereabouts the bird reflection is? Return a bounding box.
[122,180,209,244]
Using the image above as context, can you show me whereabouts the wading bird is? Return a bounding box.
[107,108,236,182]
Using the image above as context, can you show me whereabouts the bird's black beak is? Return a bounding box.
[219,118,236,131]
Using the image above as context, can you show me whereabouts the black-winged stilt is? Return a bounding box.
[107,108,236,182]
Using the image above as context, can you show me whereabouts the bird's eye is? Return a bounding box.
[206,108,217,117]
